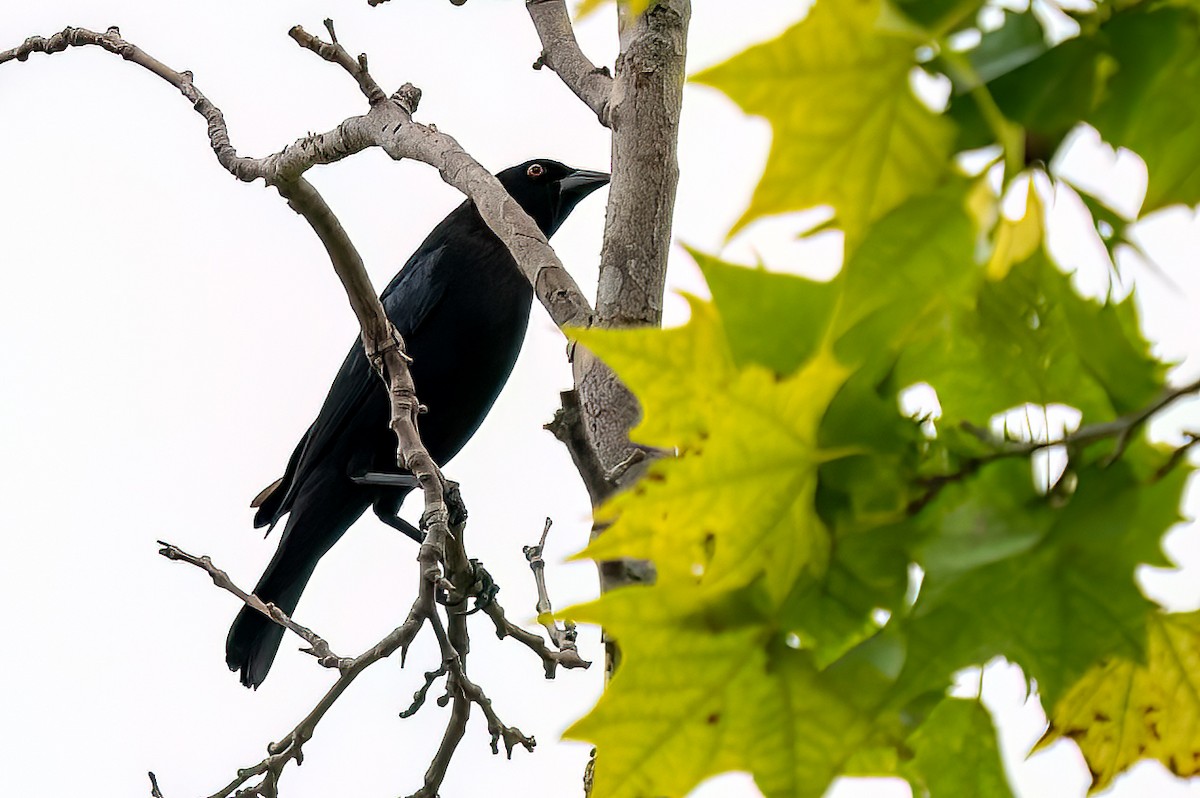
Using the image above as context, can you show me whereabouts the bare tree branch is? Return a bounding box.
[291,19,388,105]
[965,376,1200,461]
[597,0,689,331]
[2,18,621,798]
[482,601,591,678]
[544,390,610,505]
[0,24,607,796]
[604,446,650,483]
[524,3,690,694]
[406,502,537,797]
[0,26,446,534]
[1,25,595,333]
[157,542,349,670]
[156,539,460,797]
[524,519,580,653]
[909,376,1200,513]
[413,610,472,798]
[0,13,595,652]
[450,650,537,760]
[158,538,437,798]
[479,517,592,677]
[526,0,614,126]
[399,665,449,719]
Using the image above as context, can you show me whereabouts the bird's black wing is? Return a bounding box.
[253,244,450,529]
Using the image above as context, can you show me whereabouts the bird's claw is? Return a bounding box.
[433,558,499,614]
[459,558,499,615]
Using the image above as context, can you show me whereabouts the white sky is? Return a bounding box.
[1,2,1198,797]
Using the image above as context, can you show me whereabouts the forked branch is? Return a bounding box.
[0,24,595,332]
[526,0,615,126]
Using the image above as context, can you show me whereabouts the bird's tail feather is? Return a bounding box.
[225,553,315,689]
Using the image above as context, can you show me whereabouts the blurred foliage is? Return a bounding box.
[575,0,653,21]
[566,1,1200,795]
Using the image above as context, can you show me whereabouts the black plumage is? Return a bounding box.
[226,160,608,688]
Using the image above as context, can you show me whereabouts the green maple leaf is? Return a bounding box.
[575,0,652,20]
[692,0,955,246]
[823,177,1161,425]
[895,447,1187,707]
[940,4,1200,210]
[684,254,919,658]
[905,698,1014,797]
[695,249,838,377]
[888,0,983,34]
[1090,6,1200,213]
[566,585,890,798]
[950,9,1049,92]
[572,298,852,600]
[563,245,1183,796]
[947,25,1111,156]
[831,179,980,369]
[572,297,736,449]
[898,241,1163,424]
[1042,611,1200,791]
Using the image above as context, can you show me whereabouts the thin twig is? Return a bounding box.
[964,377,1200,459]
[207,572,436,798]
[0,25,595,331]
[604,447,647,484]
[442,594,536,763]
[478,517,593,676]
[290,20,387,104]
[449,654,537,759]
[411,610,472,798]
[524,519,579,652]
[1,25,452,557]
[483,601,591,678]
[911,377,1200,512]
[525,0,614,126]
[157,541,349,670]
[399,665,449,719]
[545,390,609,505]
[1155,433,1200,481]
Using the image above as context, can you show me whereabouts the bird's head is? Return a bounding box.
[496,159,610,237]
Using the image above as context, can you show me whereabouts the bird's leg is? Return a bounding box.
[372,499,425,543]
[451,558,500,616]
[351,471,421,489]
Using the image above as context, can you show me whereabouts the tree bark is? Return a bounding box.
[575,0,691,478]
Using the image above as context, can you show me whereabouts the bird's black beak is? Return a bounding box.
[557,168,611,201]
[551,169,609,233]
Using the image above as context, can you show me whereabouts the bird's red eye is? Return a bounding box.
[527,163,545,179]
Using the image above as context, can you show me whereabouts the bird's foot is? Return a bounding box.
[435,558,499,614]
[444,481,467,527]
[463,558,500,614]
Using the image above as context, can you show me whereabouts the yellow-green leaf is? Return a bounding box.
[573,309,851,600]
[985,179,1043,281]
[569,297,735,450]
[567,586,884,798]
[692,0,955,245]
[575,0,652,20]
[1043,612,1200,791]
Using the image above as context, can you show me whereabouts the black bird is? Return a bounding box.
[226,160,608,688]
